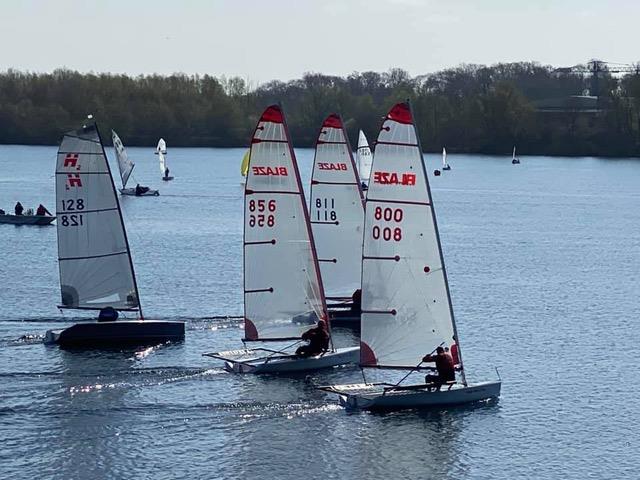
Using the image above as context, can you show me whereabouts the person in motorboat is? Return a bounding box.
[422,346,456,386]
[351,289,362,314]
[135,184,150,196]
[295,320,330,358]
[14,202,24,216]
[36,204,52,216]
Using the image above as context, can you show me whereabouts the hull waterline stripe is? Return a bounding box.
[59,250,128,261]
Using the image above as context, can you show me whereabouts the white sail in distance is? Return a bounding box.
[111,130,134,188]
[310,114,364,299]
[56,122,140,311]
[360,102,457,368]
[356,130,373,182]
[244,105,328,340]
[157,138,168,174]
[442,147,447,167]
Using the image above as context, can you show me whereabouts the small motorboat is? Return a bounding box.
[0,214,55,225]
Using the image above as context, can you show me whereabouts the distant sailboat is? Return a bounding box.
[205,105,359,373]
[112,130,159,196]
[156,138,174,180]
[442,147,451,170]
[45,120,184,346]
[512,146,520,164]
[319,102,501,410]
[240,149,250,184]
[310,114,365,326]
[356,130,372,189]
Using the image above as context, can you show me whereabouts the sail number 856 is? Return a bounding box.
[372,207,403,241]
[248,199,276,228]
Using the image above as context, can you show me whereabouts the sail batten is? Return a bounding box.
[244,105,328,341]
[309,114,364,299]
[56,123,141,312]
[360,102,459,369]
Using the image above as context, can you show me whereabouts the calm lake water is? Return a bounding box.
[1,145,639,479]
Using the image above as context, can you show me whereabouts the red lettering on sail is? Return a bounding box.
[373,171,416,186]
[66,173,82,189]
[318,163,347,171]
[64,153,79,169]
[252,166,288,176]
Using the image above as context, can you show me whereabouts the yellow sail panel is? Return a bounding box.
[240,150,250,176]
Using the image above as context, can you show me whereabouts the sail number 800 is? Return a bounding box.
[372,207,403,241]
[248,199,276,228]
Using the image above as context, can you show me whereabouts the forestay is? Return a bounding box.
[56,123,140,311]
[157,138,167,174]
[244,105,328,340]
[112,130,134,188]
[360,102,456,368]
[310,114,364,299]
[356,130,373,182]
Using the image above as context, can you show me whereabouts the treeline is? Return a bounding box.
[1,63,640,156]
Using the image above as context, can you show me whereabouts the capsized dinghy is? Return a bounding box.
[112,130,159,196]
[310,114,365,327]
[44,121,184,347]
[0,214,55,225]
[156,138,174,180]
[318,102,500,410]
[204,105,359,373]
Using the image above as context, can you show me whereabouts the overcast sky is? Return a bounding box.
[1,0,638,85]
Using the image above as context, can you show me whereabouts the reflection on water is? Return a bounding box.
[1,147,640,479]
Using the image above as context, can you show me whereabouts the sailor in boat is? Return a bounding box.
[14,202,24,216]
[164,167,170,179]
[36,204,52,217]
[97,306,119,322]
[296,320,330,358]
[0,209,5,215]
[422,346,456,388]
[135,184,150,196]
[450,335,460,367]
[351,289,362,314]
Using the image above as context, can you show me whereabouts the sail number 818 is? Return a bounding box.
[372,207,403,241]
[248,199,276,228]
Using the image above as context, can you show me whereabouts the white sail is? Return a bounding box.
[157,138,167,174]
[512,146,517,160]
[356,130,373,182]
[442,147,447,167]
[111,130,134,188]
[56,123,140,311]
[244,105,328,340]
[360,102,456,368]
[310,114,364,299]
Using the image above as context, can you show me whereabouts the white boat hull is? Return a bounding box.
[327,380,501,411]
[120,188,159,196]
[0,214,55,225]
[215,346,360,374]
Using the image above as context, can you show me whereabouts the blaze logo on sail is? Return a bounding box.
[372,171,416,186]
[252,166,288,176]
[318,163,347,171]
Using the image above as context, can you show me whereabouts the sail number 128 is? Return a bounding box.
[60,198,85,227]
[372,207,403,241]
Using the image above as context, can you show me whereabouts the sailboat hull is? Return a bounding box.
[120,188,159,196]
[442,165,451,170]
[162,176,174,181]
[211,346,360,374]
[325,380,501,411]
[44,320,185,347]
[0,214,55,225]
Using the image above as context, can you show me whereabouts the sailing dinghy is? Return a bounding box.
[356,130,372,189]
[204,105,359,373]
[112,130,159,196]
[442,147,451,170]
[44,121,184,347]
[156,138,174,180]
[512,146,520,164]
[310,114,365,327]
[318,103,501,410]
